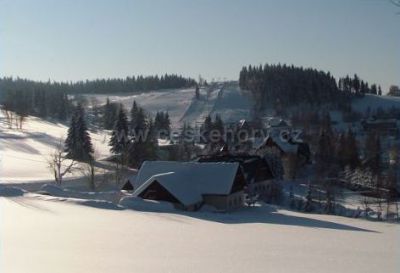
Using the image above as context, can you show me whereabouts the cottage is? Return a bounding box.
[256,134,310,179]
[198,153,277,198]
[132,161,246,211]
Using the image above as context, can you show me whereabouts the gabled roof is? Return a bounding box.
[198,154,274,181]
[133,161,240,206]
[259,135,298,154]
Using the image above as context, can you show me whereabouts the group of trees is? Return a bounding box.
[338,74,382,96]
[239,64,342,113]
[301,123,387,214]
[48,104,95,187]
[314,114,383,174]
[154,111,171,135]
[336,130,360,170]
[0,78,71,127]
[313,115,386,187]
[239,64,386,118]
[0,74,195,127]
[65,74,196,94]
[102,98,120,130]
[56,100,162,187]
[109,101,158,168]
[388,85,400,96]
[1,75,196,96]
[201,114,224,142]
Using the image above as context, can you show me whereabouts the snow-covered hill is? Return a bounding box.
[0,113,110,184]
[85,83,253,128]
[352,94,400,112]
[2,88,400,186]
[0,84,253,186]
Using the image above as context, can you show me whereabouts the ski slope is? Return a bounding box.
[0,113,110,184]
[85,84,253,128]
[0,195,398,273]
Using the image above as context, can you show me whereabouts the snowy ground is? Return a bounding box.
[1,194,399,273]
[0,112,111,185]
[352,94,400,112]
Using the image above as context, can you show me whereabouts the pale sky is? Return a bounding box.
[0,0,399,91]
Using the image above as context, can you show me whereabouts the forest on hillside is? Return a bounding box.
[0,74,196,121]
[239,64,382,114]
[0,74,196,95]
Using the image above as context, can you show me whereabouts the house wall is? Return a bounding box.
[203,191,244,212]
[248,179,281,203]
[138,181,181,205]
[248,180,274,195]
[282,153,298,180]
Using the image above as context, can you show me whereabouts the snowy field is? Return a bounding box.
[0,194,399,273]
[0,112,111,185]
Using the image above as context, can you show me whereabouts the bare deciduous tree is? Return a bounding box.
[80,147,100,191]
[48,139,78,185]
[1,107,14,129]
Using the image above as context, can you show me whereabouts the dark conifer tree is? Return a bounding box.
[213,114,224,138]
[201,114,213,143]
[336,133,347,168]
[103,98,118,130]
[143,118,158,161]
[370,84,378,95]
[109,106,129,155]
[315,130,334,177]
[365,132,382,176]
[345,129,360,170]
[128,104,158,167]
[195,85,200,100]
[65,104,94,161]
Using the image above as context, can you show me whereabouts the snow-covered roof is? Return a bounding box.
[133,161,240,206]
[266,118,289,128]
[259,135,298,154]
